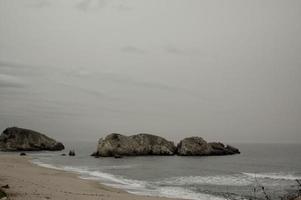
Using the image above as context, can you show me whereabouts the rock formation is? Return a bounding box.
[0,127,64,151]
[176,137,212,156]
[68,150,75,156]
[93,133,176,157]
[177,137,240,156]
[208,142,240,155]
[93,134,240,157]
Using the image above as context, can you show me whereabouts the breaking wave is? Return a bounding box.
[157,174,253,186]
[31,159,227,200]
[32,158,300,200]
[243,172,301,181]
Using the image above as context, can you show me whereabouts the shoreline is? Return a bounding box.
[0,154,180,200]
[0,154,300,200]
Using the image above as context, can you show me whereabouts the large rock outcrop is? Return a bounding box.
[0,127,64,151]
[93,133,176,157]
[177,137,240,156]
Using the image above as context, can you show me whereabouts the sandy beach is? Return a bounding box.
[0,154,179,200]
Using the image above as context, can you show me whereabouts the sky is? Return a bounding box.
[0,0,300,143]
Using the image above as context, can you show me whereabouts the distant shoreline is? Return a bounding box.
[0,154,179,200]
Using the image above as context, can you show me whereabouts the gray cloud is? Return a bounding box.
[27,0,51,8]
[165,45,183,55]
[113,4,132,11]
[0,60,28,69]
[1,0,300,143]
[0,74,25,88]
[76,0,106,11]
[0,60,54,79]
[57,81,114,99]
[76,0,92,11]
[121,46,146,54]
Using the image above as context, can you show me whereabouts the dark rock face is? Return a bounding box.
[94,133,176,157]
[68,150,75,156]
[93,134,240,157]
[177,137,240,156]
[1,185,9,189]
[114,154,122,159]
[209,142,240,155]
[0,127,64,151]
[90,152,98,157]
[177,137,211,156]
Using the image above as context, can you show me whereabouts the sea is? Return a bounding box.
[12,143,301,200]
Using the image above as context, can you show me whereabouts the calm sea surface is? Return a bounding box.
[11,143,301,200]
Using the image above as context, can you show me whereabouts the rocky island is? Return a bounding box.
[0,127,64,151]
[92,133,240,157]
[177,137,240,156]
[92,133,176,157]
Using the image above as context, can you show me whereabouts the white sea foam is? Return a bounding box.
[243,172,301,181]
[155,187,226,200]
[31,159,227,200]
[157,174,253,186]
[82,171,146,188]
[34,158,298,200]
[131,186,227,200]
[30,152,58,156]
[101,165,136,170]
[32,160,145,188]
[31,159,63,170]
[79,170,229,200]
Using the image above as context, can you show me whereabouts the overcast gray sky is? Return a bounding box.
[0,0,300,143]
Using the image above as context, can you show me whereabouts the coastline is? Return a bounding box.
[0,154,180,200]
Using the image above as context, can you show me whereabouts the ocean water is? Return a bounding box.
[25,143,301,200]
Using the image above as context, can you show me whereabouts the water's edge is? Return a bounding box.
[29,153,301,200]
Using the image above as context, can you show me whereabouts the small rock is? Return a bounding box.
[20,152,26,156]
[61,153,66,156]
[1,185,9,189]
[90,152,100,158]
[68,150,75,156]
[114,154,122,159]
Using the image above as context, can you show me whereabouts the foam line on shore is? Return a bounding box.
[31,159,227,200]
[243,172,301,181]
[156,175,253,186]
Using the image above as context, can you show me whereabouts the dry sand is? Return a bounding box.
[0,154,180,200]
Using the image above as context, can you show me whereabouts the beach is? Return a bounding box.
[0,154,179,200]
